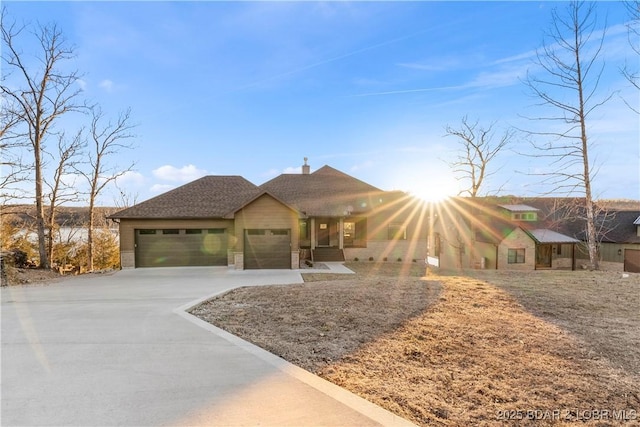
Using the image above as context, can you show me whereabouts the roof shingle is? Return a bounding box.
[109,176,261,219]
[259,165,388,216]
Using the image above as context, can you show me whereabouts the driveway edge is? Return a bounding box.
[174,293,416,427]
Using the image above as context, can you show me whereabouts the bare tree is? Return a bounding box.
[78,106,135,271]
[521,1,613,270]
[113,181,139,209]
[1,10,84,268]
[0,85,31,202]
[44,130,85,265]
[622,1,639,112]
[445,116,513,197]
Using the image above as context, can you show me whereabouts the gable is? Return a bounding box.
[234,193,300,225]
[227,192,302,219]
[260,165,388,216]
[502,227,536,247]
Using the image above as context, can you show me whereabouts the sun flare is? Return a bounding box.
[407,176,459,203]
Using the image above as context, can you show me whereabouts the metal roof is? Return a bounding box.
[498,204,540,212]
[527,229,580,244]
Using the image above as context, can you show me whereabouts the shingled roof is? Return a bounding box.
[259,165,389,216]
[109,176,261,219]
[592,210,640,244]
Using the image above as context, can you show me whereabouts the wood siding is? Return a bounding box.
[233,194,299,253]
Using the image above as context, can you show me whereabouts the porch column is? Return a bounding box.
[310,218,316,250]
[338,218,344,250]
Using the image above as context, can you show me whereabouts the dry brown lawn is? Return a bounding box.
[190,263,640,426]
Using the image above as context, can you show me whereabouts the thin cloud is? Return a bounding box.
[115,171,145,186]
[150,184,176,193]
[152,164,207,182]
[99,79,114,92]
[351,84,465,98]
[350,160,374,172]
[229,28,433,93]
[282,166,304,174]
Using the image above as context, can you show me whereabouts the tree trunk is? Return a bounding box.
[87,196,94,272]
[34,137,49,269]
[576,26,599,271]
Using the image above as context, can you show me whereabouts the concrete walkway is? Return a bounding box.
[1,267,414,426]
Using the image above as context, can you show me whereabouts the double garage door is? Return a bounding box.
[135,229,227,268]
[244,229,291,269]
[135,228,291,269]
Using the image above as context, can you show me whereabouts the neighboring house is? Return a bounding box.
[109,162,427,269]
[578,210,640,273]
[431,198,580,271]
[431,197,640,272]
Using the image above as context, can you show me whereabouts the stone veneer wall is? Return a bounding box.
[497,228,536,270]
[344,240,428,262]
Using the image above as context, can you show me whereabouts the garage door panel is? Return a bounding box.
[135,229,227,268]
[244,229,290,269]
[624,249,640,273]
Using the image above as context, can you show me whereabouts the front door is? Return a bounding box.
[535,244,552,269]
[317,221,330,246]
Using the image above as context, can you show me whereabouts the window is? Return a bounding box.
[388,223,407,240]
[270,229,289,236]
[508,248,525,264]
[343,219,366,247]
[511,212,537,221]
[163,229,179,235]
[344,222,354,246]
[139,229,156,235]
[185,229,202,234]
[247,229,265,235]
[299,220,309,239]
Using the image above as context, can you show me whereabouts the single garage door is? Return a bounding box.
[244,229,290,269]
[135,228,227,268]
[624,249,640,273]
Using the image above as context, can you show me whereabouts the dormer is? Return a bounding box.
[499,204,539,222]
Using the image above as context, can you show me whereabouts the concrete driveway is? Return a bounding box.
[1,267,413,426]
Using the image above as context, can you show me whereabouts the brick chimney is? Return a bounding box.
[302,157,310,175]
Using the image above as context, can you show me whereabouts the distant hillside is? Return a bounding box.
[1,205,121,228]
[466,197,639,212]
[597,200,640,210]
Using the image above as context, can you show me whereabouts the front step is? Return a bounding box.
[312,247,345,262]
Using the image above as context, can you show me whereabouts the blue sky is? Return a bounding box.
[4,1,638,204]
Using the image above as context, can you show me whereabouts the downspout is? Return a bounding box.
[571,243,576,271]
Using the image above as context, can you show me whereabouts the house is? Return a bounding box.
[109,161,428,269]
[578,210,640,272]
[431,198,580,271]
[522,200,640,272]
[430,197,640,272]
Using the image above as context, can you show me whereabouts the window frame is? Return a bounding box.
[387,223,407,240]
[508,248,525,264]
